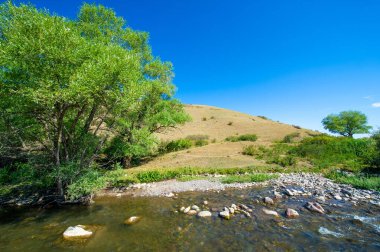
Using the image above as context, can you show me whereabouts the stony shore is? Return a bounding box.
[99,173,380,206]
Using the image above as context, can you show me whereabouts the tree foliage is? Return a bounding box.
[0,2,189,196]
[322,111,371,137]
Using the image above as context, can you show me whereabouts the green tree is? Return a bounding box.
[0,2,189,196]
[322,111,372,137]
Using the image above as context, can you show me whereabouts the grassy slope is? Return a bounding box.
[134,104,316,171]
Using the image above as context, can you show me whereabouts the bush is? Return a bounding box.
[326,171,380,191]
[242,145,257,156]
[160,139,193,153]
[258,116,268,120]
[136,170,179,183]
[293,135,376,171]
[227,121,233,126]
[226,134,258,142]
[195,139,208,147]
[186,135,209,141]
[221,173,279,184]
[282,132,300,143]
[202,117,207,121]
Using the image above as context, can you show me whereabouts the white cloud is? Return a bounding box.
[372,102,380,108]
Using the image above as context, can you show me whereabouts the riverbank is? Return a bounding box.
[98,173,380,206]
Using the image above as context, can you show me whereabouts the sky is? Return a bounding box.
[10,0,380,134]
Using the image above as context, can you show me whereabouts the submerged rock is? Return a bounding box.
[262,208,279,217]
[285,208,299,218]
[124,216,141,225]
[198,211,212,217]
[63,225,93,240]
[184,206,191,214]
[305,202,325,214]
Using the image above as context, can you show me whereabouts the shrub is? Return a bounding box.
[226,134,258,142]
[202,117,207,121]
[195,139,208,147]
[227,121,233,126]
[186,135,209,141]
[292,125,301,129]
[160,139,193,153]
[293,135,376,171]
[210,116,215,119]
[221,173,279,184]
[326,171,380,191]
[282,132,300,143]
[242,145,257,156]
[136,170,179,183]
[258,116,268,120]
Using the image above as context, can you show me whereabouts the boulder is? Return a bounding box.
[262,208,279,217]
[198,211,212,217]
[285,208,299,218]
[63,225,93,240]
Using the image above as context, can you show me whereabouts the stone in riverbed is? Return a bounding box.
[184,206,191,214]
[219,211,230,220]
[203,200,208,205]
[305,202,325,214]
[334,194,342,200]
[124,216,142,225]
[180,206,185,212]
[285,208,299,218]
[197,211,212,217]
[264,197,274,204]
[262,208,279,217]
[63,225,93,240]
[316,196,326,203]
[187,210,198,215]
[274,191,282,199]
[191,205,200,211]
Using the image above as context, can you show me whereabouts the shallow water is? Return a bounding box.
[1,187,380,251]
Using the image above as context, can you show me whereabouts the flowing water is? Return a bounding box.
[1,187,380,251]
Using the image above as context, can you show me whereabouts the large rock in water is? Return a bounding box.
[262,208,279,217]
[285,208,299,218]
[63,225,93,240]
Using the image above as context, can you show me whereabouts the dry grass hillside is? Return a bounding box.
[135,105,317,171]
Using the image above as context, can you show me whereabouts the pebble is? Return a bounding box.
[191,205,200,211]
[334,195,342,200]
[219,211,230,220]
[184,206,191,214]
[124,216,141,225]
[264,197,274,204]
[262,208,279,217]
[198,211,212,217]
[187,210,198,215]
[305,202,325,214]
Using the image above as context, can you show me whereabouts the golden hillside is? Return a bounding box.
[136,105,316,170]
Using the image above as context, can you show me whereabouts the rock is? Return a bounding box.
[124,216,141,225]
[180,206,185,212]
[305,202,325,214]
[274,191,282,199]
[165,192,175,198]
[316,196,326,203]
[187,210,198,215]
[191,205,200,211]
[285,189,295,196]
[219,211,230,220]
[262,208,279,217]
[240,209,251,217]
[184,206,191,214]
[285,208,299,218]
[334,194,342,200]
[264,197,274,204]
[197,211,212,217]
[231,204,237,210]
[63,225,93,239]
[228,207,235,214]
[203,200,208,205]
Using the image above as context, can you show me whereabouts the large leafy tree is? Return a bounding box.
[0,2,189,195]
[322,111,372,137]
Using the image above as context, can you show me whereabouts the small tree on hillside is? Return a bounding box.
[322,111,372,137]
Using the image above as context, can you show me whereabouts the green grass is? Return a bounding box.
[225,134,258,142]
[221,173,279,184]
[325,171,380,191]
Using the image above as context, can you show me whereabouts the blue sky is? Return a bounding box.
[10,0,380,134]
